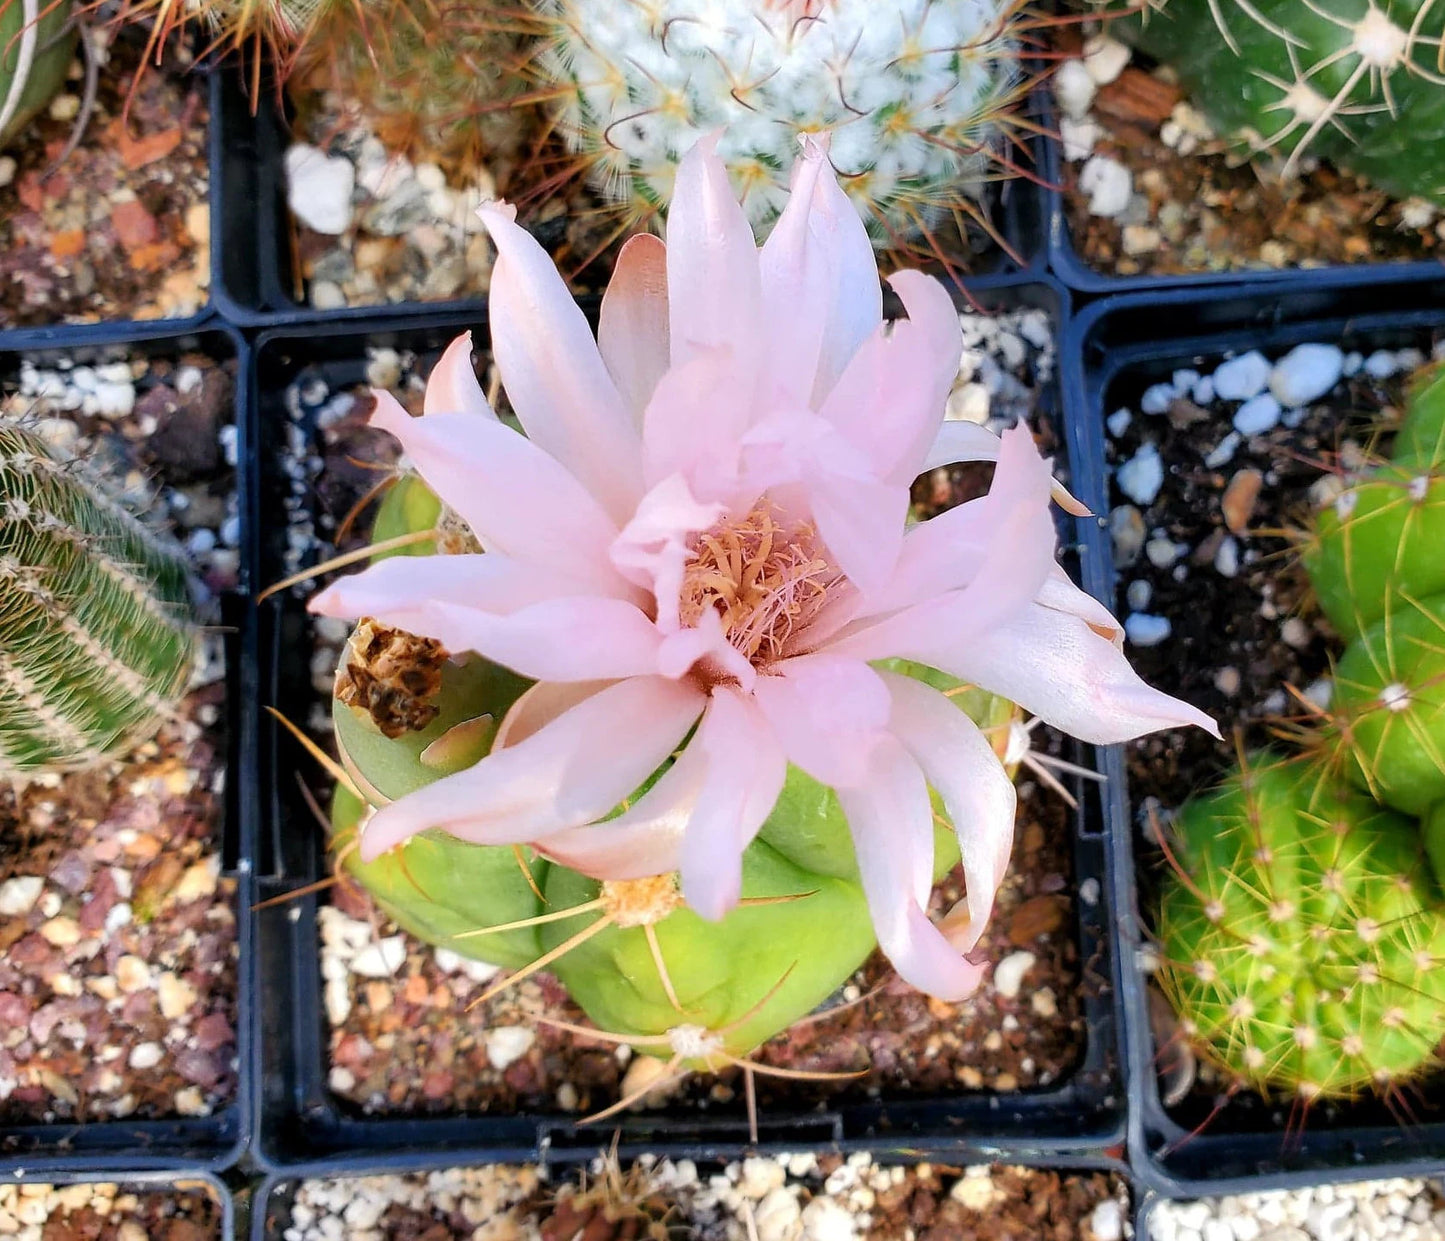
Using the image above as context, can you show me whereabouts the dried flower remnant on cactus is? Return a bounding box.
[310,131,1213,1000]
[537,0,1036,245]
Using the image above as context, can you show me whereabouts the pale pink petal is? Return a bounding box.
[598,233,670,422]
[820,271,961,487]
[826,425,1058,658]
[838,737,988,1001]
[641,346,754,494]
[426,598,662,681]
[369,396,635,599]
[882,671,1016,954]
[680,687,786,920]
[891,600,1220,744]
[494,680,613,750]
[923,420,1090,515]
[1037,566,1125,648]
[805,464,908,597]
[534,738,705,879]
[359,676,704,860]
[309,553,579,651]
[666,135,763,374]
[480,201,643,523]
[757,136,837,407]
[423,333,497,420]
[610,473,725,629]
[808,147,883,406]
[752,654,889,789]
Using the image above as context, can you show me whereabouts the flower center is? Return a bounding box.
[678,500,844,667]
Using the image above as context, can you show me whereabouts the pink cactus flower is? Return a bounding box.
[310,134,1215,1000]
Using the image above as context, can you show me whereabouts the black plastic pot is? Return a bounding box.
[0,323,255,1173]
[0,1169,236,1240]
[209,79,1052,328]
[1039,99,1445,298]
[250,1149,1133,1240]
[247,275,1127,1171]
[1062,283,1445,1195]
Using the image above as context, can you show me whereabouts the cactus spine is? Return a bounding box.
[1,0,76,149]
[1094,0,1445,206]
[536,0,1030,241]
[0,422,198,777]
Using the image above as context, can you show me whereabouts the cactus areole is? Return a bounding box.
[1096,0,1445,206]
[0,422,197,776]
[310,132,1210,1061]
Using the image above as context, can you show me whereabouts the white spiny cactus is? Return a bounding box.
[538,0,1032,242]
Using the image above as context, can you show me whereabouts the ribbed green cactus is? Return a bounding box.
[1094,0,1445,206]
[328,468,1022,1066]
[0,422,197,776]
[1156,752,1445,1100]
[1,0,76,150]
[536,0,1030,241]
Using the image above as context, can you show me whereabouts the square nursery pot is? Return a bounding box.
[0,58,221,342]
[209,76,1051,328]
[1063,282,1445,1195]
[0,1170,235,1240]
[249,1150,1134,1241]
[1039,88,1445,298]
[0,324,255,1173]
[247,278,1126,1171]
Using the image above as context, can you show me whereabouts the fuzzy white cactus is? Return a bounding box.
[537,0,1030,242]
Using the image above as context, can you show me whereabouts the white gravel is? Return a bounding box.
[1269,343,1344,409]
[285,144,356,235]
[1080,154,1133,217]
[1149,1178,1444,1241]
[1117,443,1165,506]
[1211,352,1272,402]
[1232,394,1282,436]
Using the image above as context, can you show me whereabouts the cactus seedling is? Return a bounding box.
[0,420,197,777]
[1155,751,1445,1102]
[1,0,77,149]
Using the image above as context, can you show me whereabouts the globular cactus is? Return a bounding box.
[0,421,197,777]
[289,0,535,170]
[1092,0,1445,206]
[1298,364,1445,815]
[536,0,1031,241]
[1,0,76,149]
[1156,751,1445,1101]
[325,466,1022,1069]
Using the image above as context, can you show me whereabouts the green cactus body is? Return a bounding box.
[537,0,1026,241]
[327,467,1026,1057]
[1393,366,1445,472]
[1329,593,1445,816]
[1,0,76,149]
[0,422,197,776]
[1098,0,1445,207]
[1302,470,1445,642]
[1157,753,1445,1099]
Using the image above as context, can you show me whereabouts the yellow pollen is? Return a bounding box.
[600,875,684,928]
[679,501,843,666]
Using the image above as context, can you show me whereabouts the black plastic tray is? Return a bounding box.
[247,275,1128,1171]
[0,1168,236,1239]
[209,78,1053,328]
[1063,284,1445,1195]
[0,323,255,1174]
[250,1150,1133,1239]
[1039,98,1445,298]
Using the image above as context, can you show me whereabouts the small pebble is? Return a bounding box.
[285,144,356,235]
[1212,352,1271,402]
[1106,407,1132,437]
[1269,343,1344,408]
[1117,443,1164,506]
[1141,383,1176,415]
[1125,613,1172,646]
[992,950,1036,999]
[1079,154,1132,218]
[484,1025,535,1071]
[1233,394,1281,436]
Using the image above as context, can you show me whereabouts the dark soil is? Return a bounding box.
[1057,35,1443,278]
[0,348,238,1128]
[0,29,210,328]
